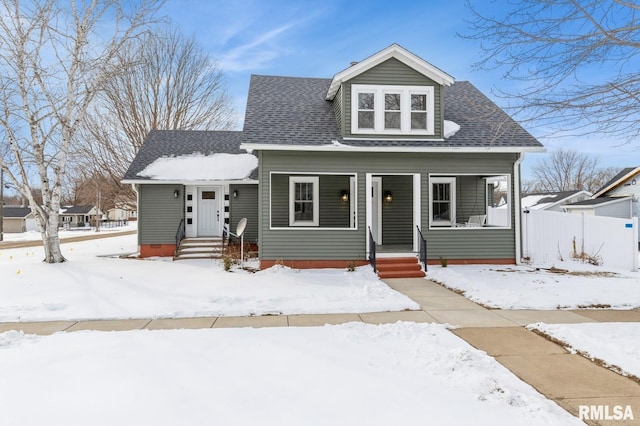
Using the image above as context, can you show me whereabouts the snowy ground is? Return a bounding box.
[427,261,640,310]
[1,222,135,242]
[0,322,583,426]
[530,322,640,380]
[0,234,418,322]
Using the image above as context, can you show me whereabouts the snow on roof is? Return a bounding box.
[521,194,557,210]
[137,152,258,181]
[443,120,460,139]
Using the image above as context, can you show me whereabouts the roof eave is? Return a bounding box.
[240,143,544,154]
[121,179,259,185]
[593,167,640,198]
[325,44,455,101]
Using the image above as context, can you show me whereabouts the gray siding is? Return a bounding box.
[381,175,413,245]
[260,150,518,261]
[596,200,632,219]
[343,58,443,139]
[138,184,184,245]
[333,85,343,135]
[229,184,259,243]
[271,174,351,228]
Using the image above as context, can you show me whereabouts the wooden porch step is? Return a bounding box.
[375,257,425,279]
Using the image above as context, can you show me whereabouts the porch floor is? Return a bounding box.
[376,244,413,254]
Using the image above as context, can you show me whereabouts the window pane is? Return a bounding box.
[411,112,427,130]
[433,183,450,201]
[358,93,374,110]
[385,111,401,129]
[433,202,450,221]
[411,94,426,111]
[202,191,215,199]
[358,111,374,129]
[294,202,313,222]
[385,93,400,110]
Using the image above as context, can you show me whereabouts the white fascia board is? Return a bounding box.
[240,143,545,154]
[593,167,640,198]
[121,179,259,185]
[326,44,455,100]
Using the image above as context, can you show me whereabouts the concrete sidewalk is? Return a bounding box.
[1,277,639,425]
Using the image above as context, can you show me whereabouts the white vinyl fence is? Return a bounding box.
[521,209,639,271]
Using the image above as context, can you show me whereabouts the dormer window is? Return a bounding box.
[351,85,434,135]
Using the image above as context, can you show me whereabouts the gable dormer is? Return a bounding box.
[326,44,454,140]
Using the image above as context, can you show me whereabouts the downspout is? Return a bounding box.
[514,153,525,265]
[131,183,140,248]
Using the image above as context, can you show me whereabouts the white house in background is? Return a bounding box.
[107,202,137,221]
[521,190,592,212]
[590,166,640,247]
[59,205,103,227]
[2,206,39,233]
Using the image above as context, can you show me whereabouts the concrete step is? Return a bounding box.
[376,263,423,272]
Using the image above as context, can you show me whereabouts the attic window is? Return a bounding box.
[352,85,434,135]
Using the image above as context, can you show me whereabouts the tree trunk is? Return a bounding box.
[38,207,66,263]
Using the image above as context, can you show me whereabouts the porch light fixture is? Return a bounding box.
[233,189,239,198]
[173,189,180,198]
[633,179,637,185]
[340,190,349,203]
[384,191,393,203]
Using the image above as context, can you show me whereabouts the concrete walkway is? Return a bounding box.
[1,277,639,425]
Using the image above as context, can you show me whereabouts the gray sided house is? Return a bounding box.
[122,130,259,257]
[124,44,544,268]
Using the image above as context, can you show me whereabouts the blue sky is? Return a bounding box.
[163,0,639,181]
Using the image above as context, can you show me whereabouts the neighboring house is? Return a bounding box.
[60,205,103,228]
[587,167,640,246]
[123,44,544,267]
[562,197,633,218]
[2,206,39,233]
[107,202,137,221]
[521,190,592,212]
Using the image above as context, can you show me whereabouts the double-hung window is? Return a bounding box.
[352,85,434,135]
[430,177,456,227]
[289,176,319,226]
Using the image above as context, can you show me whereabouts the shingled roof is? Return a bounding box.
[2,206,32,218]
[593,167,640,196]
[123,130,257,181]
[242,75,542,149]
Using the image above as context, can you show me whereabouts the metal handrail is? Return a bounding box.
[416,225,427,272]
[175,218,185,254]
[368,226,377,271]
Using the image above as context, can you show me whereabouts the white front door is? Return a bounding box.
[371,177,382,244]
[197,187,221,236]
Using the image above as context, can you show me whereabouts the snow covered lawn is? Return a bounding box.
[0,322,582,426]
[529,322,640,380]
[0,234,418,322]
[1,222,135,242]
[427,262,640,310]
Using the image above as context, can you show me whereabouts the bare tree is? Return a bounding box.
[0,0,161,263]
[463,0,640,141]
[75,27,235,200]
[528,148,619,193]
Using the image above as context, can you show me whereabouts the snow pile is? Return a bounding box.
[0,234,418,321]
[530,322,640,379]
[443,120,460,138]
[427,263,640,310]
[137,152,258,180]
[0,322,582,425]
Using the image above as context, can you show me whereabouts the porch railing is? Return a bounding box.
[416,225,427,272]
[368,226,376,272]
[175,218,185,254]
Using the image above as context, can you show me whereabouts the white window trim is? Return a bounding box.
[429,177,456,227]
[289,176,319,226]
[351,84,435,135]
